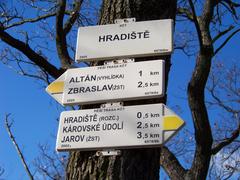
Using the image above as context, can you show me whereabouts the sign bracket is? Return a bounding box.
[99,58,133,156]
[97,102,124,156]
[98,58,134,156]
[100,102,124,108]
[96,149,121,156]
[103,58,134,65]
[114,18,136,24]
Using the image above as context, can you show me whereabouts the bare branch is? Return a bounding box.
[214,28,240,55]
[211,124,240,154]
[220,0,240,19]
[208,85,240,114]
[56,0,72,69]
[34,144,66,179]
[188,0,203,48]
[206,59,240,176]
[0,166,4,176]
[207,60,240,115]
[20,0,57,12]
[0,25,63,79]
[212,25,234,43]
[5,114,34,180]
[5,12,56,29]
[0,47,52,84]
[177,7,194,21]
[63,0,84,34]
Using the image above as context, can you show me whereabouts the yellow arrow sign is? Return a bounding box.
[56,103,185,151]
[163,115,184,131]
[46,60,165,106]
[46,81,64,94]
[45,73,65,105]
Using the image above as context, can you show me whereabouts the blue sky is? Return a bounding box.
[0,64,62,179]
[0,1,240,180]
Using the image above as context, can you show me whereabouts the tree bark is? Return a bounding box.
[66,0,177,179]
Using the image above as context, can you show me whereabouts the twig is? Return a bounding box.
[211,124,240,155]
[188,0,203,48]
[0,166,4,176]
[214,28,240,55]
[4,114,34,180]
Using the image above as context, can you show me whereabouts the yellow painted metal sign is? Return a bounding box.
[46,60,165,106]
[56,103,184,151]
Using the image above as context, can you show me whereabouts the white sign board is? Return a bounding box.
[75,19,173,62]
[56,103,185,151]
[46,60,165,105]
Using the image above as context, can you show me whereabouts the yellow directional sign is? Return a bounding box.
[47,81,64,94]
[45,73,65,105]
[163,116,184,131]
[56,103,185,151]
[46,60,165,106]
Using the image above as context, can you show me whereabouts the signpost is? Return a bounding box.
[45,18,185,153]
[75,19,173,62]
[56,103,184,151]
[46,60,165,106]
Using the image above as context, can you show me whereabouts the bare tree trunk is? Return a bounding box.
[66,0,176,179]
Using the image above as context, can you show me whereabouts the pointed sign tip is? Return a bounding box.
[163,115,184,131]
[46,81,64,94]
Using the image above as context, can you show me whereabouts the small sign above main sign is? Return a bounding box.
[56,103,185,151]
[46,60,165,106]
[75,19,173,62]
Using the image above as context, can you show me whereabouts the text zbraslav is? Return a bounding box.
[99,31,150,42]
[68,84,124,94]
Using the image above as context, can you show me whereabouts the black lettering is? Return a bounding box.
[120,33,127,40]
[61,135,85,143]
[144,31,150,38]
[79,135,85,141]
[108,84,114,91]
[99,35,105,42]
[137,32,144,38]
[85,86,91,92]
[62,126,68,133]
[106,35,113,41]
[85,75,90,81]
[73,88,78,94]
[79,87,85,93]
[70,136,74,142]
[64,117,73,123]
[131,32,136,39]
[113,34,120,41]
[69,77,75,83]
[99,31,150,43]
[91,86,96,92]
[68,88,73,94]
[102,85,107,91]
